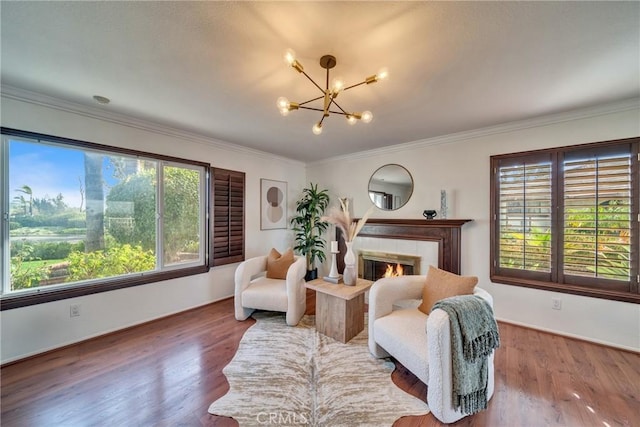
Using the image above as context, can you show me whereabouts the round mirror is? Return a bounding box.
[368,164,414,210]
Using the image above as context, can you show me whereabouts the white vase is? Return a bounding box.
[440,189,448,219]
[343,241,357,286]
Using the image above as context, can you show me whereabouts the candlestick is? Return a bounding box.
[330,240,339,253]
[328,252,340,278]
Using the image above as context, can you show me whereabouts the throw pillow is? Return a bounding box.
[266,248,294,279]
[418,265,478,314]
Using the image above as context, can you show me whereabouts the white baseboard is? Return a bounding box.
[495,317,639,354]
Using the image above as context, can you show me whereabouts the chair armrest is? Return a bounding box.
[234,256,268,294]
[234,256,267,321]
[285,256,307,288]
[369,275,425,321]
[426,286,495,423]
[368,275,425,357]
[473,287,494,309]
[284,256,307,326]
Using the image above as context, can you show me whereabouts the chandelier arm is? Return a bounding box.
[299,106,328,113]
[330,99,349,115]
[342,80,367,91]
[299,106,347,115]
[300,70,325,94]
[299,95,324,106]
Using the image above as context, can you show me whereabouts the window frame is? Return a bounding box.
[1,127,211,311]
[490,137,639,304]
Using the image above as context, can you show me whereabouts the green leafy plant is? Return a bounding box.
[290,183,330,275]
[10,243,50,290]
[67,244,155,281]
[11,240,84,260]
[500,202,631,280]
[106,166,200,263]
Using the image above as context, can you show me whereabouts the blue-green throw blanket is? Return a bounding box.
[432,295,500,415]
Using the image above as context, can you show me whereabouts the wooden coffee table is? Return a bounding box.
[305,278,374,343]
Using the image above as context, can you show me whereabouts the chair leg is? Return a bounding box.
[235,306,254,321]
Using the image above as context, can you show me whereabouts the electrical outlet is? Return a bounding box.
[70,304,81,317]
[552,298,562,310]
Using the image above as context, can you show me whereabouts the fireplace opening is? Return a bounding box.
[358,251,421,281]
[384,263,404,277]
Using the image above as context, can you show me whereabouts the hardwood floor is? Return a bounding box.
[1,290,638,426]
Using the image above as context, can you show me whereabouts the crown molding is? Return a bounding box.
[0,85,305,167]
[308,97,640,166]
[3,85,637,169]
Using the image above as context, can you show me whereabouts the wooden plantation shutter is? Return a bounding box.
[494,154,553,281]
[491,137,639,303]
[211,167,245,266]
[562,146,633,289]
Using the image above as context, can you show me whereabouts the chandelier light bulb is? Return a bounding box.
[276,96,289,110]
[279,108,290,117]
[346,115,358,125]
[361,110,373,123]
[331,77,345,93]
[312,123,323,135]
[284,49,296,65]
[376,68,389,81]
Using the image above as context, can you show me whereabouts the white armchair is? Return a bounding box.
[368,275,496,424]
[234,255,307,326]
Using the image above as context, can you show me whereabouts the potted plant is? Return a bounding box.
[291,183,330,281]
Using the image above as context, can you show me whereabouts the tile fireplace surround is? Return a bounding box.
[337,219,472,275]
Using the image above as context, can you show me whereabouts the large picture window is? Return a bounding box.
[1,128,209,310]
[490,137,639,303]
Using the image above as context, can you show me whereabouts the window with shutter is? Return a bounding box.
[491,137,639,304]
[211,168,245,266]
[497,158,552,276]
[562,148,632,288]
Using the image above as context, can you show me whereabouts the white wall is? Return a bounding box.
[308,101,640,351]
[0,92,307,363]
[2,93,638,363]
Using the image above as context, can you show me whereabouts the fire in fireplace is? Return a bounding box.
[383,263,404,277]
[358,251,421,281]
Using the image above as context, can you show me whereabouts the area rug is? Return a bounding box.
[208,312,429,426]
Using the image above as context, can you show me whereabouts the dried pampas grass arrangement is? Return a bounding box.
[322,198,374,242]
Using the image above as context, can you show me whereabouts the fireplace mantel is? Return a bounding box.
[337,219,472,275]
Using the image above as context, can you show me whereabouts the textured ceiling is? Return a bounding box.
[1,1,638,162]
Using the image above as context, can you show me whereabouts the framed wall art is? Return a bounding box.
[260,179,287,230]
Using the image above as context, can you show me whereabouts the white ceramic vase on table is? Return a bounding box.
[343,241,357,286]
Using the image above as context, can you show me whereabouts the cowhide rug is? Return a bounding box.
[208,312,429,426]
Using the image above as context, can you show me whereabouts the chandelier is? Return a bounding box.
[277,49,388,135]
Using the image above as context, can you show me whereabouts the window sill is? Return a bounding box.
[490,275,640,305]
[1,265,209,311]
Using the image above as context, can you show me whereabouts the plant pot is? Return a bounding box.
[305,269,318,281]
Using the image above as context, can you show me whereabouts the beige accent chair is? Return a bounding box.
[368,275,496,424]
[234,255,307,326]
